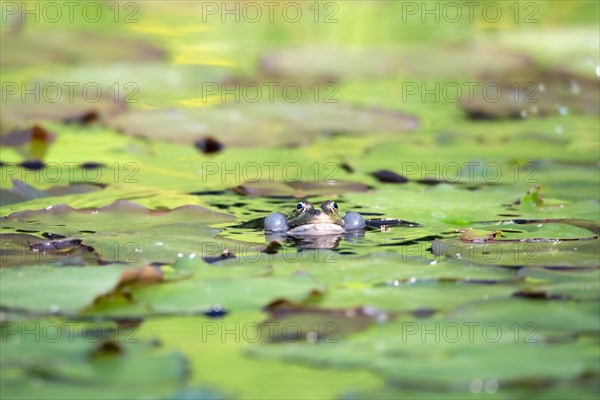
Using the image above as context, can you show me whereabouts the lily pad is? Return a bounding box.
[0,265,126,314]
[36,63,233,109]
[459,69,600,119]
[3,200,235,266]
[1,88,126,134]
[91,272,323,317]
[258,44,531,81]
[0,233,105,268]
[1,179,103,206]
[517,267,600,301]
[1,29,165,69]
[234,179,369,197]
[252,304,599,390]
[106,102,419,147]
[1,319,188,399]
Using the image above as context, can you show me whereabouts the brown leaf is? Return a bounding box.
[118,265,164,287]
[1,29,165,69]
[460,69,600,119]
[260,298,392,343]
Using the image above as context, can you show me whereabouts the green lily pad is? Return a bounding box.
[517,267,600,301]
[0,233,106,268]
[0,320,188,399]
[1,179,103,206]
[3,200,235,266]
[234,179,369,197]
[34,63,233,109]
[0,265,126,314]
[91,272,323,317]
[106,102,419,147]
[251,307,599,390]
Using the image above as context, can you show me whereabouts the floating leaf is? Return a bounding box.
[106,103,418,147]
[460,69,600,119]
[0,265,126,314]
[1,179,103,206]
[258,44,531,81]
[1,29,165,69]
[1,320,187,399]
[92,272,323,317]
[3,200,235,266]
[1,89,125,134]
[234,179,369,197]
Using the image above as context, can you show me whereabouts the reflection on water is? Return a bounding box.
[265,230,366,250]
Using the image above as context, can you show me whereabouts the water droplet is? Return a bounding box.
[177,253,184,258]
[189,253,197,259]
[555,125,563,134]
[570,80,581,95]
[155,242,164,246]
[596,65,600,77]
[393,280,400,286]
[558,105,568,115]
[520,110,528,118]
[484,379,499,393]
[50,304,59,313]
[538,83,545,92]
[469,379,483,393]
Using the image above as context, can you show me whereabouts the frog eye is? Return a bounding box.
[296,202,304,209]
[321,200,338,213]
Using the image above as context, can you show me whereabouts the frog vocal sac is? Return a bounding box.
[264,200,366,236]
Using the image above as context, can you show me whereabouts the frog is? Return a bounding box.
[264,200,366,236]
